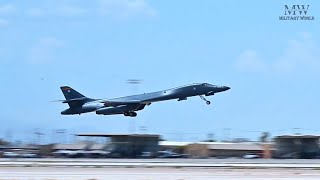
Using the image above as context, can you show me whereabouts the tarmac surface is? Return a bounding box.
[2,158,320,168]
[1,166,320,179]
[1,158,320,179]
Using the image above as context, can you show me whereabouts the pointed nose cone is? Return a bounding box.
[222,86,230,91]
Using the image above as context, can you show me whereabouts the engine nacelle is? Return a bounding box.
[96,106,123,115]
[61,103,104,115]
[96,104,143,115]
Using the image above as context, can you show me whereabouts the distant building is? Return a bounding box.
[52,143,88,151]
[89,143,108,151]
[159,141,192,154]
[77,133,160,158]
[51,143,111,158]
[186,142,268,158]
[274,135,320,159]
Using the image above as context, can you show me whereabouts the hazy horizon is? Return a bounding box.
[1,0,320,144]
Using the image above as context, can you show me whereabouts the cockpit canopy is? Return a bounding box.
[201,83,215,87]
[201,83,224,88]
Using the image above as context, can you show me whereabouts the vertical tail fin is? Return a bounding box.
[60,86,90,107]
[60,86,85,100]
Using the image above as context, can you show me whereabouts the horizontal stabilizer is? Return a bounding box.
[62,97,88,103]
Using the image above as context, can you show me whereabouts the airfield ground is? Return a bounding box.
[1,158,320,179]
[1,166,320,180]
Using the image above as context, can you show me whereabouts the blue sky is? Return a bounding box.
[1,0,320,143]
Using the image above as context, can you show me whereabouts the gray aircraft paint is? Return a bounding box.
[60,83,230,117]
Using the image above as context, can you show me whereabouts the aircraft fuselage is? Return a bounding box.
[110,83,229,103]
[60,83,230,117]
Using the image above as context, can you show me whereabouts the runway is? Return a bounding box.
[1,159,320,179]
[2,158,320,168]
[1,166,320,180]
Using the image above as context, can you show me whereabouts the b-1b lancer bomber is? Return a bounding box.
[59,83,230,117]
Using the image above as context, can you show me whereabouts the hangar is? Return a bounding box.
[274,135,320,159]
[77,133,160,158]
[185,142,272,158]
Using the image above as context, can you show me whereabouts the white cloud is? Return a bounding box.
[56,5,88,17]
[26,5,88,17]
[274,34,320,73]
[26,8,46,17]
[234,50,268,73]
[98,0,156,17]
[235,33,320,74]
[0,4,15,28]
[0,18,8,27]
[25,0,156,19]
[27,37,65,64]
[0,4,16,15]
